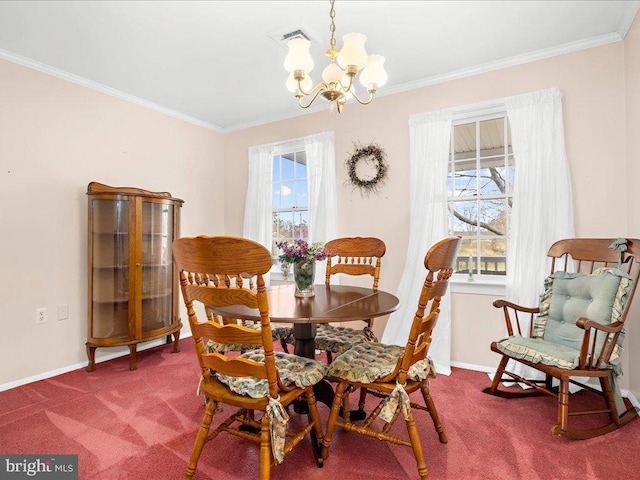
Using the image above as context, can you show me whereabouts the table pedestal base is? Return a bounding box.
[291,323,367,421]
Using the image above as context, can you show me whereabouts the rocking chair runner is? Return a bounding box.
[484,238,640,439]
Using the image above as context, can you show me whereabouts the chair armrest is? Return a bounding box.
[492,300,540,337]
[492,300,539,313]
[575,318,624,369]
[575,318,624,333]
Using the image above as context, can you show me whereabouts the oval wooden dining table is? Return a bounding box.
[207,283,400,415]
[208,283,399,357]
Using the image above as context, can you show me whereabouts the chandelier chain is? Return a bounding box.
[329,0,336,52]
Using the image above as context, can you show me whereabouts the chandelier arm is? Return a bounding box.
[297,80,329,98]
[340,74,355,93]
[349,87,376,106]
[297,86,329,109]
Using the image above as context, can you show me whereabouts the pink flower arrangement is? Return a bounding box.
[275,239,329,266]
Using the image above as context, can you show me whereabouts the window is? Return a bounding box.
[271,148,308,258]
[447,114,514,280]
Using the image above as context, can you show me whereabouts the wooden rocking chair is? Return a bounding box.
[484,238,640,439]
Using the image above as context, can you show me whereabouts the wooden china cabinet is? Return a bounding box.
[86,182,184,371]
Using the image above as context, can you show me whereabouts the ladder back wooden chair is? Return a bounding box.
[281,237,386,363]
[173,236,326,480]
[321,237,461,480]
[202,273,294,354]
[484,238,640,439]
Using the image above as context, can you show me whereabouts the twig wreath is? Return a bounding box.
[345,142,389,195]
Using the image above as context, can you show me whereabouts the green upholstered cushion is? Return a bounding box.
[216,351,327,399]
[496,336,581,369]
[497,267,632,369]
[537,269,630,349]
[326,342,435,384]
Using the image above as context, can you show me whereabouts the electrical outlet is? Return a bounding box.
[36,308,47,324]
[58,304,69,320]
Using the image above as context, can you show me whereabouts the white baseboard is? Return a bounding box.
[0,333,192,392]
[4,343,640,409]
[450,360,496,374]
[624,390,640,408]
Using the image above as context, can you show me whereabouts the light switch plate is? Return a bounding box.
[57,304,69,320]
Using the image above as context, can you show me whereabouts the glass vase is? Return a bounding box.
[293,259,315,297]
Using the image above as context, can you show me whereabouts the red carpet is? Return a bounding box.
[1,339,639,479]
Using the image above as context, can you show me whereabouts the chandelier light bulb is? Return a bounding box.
[284,38,314,73]
[337,32,368,70]
[359,54,388,89]
[322,62,344,85]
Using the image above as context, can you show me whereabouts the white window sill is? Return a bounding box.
[450,275,506,296]
[270,270,294,285]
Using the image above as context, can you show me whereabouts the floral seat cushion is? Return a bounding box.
[271,326,295,345]
[205,323,294,353]
[216,351,327,399]
[313,324,378,354]
[326,342,435,384]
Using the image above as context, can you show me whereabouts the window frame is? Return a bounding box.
[271,139,308,280]
[448,106,511,295]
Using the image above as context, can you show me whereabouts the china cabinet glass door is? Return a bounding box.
[91,199,130,339]
[140,200,174,333]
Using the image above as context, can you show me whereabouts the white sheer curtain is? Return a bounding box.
[305,131,338,284]
[505,87,575,379]
[381,111,454,375]
[243,144,274,252]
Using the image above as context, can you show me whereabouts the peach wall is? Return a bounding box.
[0,58,225,386]
[626,14,640,396]
[1,31,637,396]
[224,43,633,387]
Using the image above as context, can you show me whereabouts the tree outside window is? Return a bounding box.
[448,115,514,277]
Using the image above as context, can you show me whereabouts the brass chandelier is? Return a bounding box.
[284,0,387,113]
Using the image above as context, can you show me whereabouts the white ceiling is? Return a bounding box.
[0,1,638,132]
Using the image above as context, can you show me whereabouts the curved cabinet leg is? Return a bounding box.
[129,344,138,370]
[86,346,97,372]
[172,330,181,353]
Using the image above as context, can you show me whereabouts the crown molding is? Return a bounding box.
[221,102,330,134]
[0,30,627,135]
[0,48,225,134]
[619,1,640,39]
[222,32,624,133]
[378,32,623,100]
